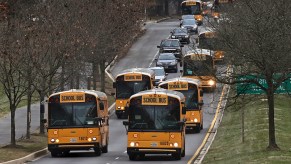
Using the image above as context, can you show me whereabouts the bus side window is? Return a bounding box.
[99,102,104,110]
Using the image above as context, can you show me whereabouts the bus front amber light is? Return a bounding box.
[121,107,125,110]
[55,139,59,143]
[170,134,175,139]
[208,80,215,86]
[87,138,92,142]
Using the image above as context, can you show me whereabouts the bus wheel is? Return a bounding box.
[116,113,122,119]
[195,126,201,133]
[50,151,60,157]
[129,153,137,160]
[101,142,108,153]
[181,142,185,157]
[94,147,102,156]
[172,151,181,160]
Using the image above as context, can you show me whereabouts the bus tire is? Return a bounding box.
[181,142,185,157]
[50,151,60,157]
[129,153,137,160]
[116,113,122,119]
[195,126,201,133]
[94,147,102,156]
[101,142,108,153]
[172,150,181,160]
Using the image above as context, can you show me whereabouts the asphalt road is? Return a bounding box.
[29,18,224,164]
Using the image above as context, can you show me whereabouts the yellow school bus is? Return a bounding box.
[158,77,204,133]
[181,0,203,25]
[113,68,155,119]
[46,89,109,157]
[197,30,224,63]
[123,88,186,160]
[182,48,217,92]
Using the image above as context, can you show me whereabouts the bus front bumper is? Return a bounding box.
[48,143,100,151]
[127,147,180,155]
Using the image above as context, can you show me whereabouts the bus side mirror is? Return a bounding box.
[177,121,185,126]
[198,101,204,106]
[182,107,186,115]
[113,82,116,88]
[200,90,203,97]
[99,102,104,110]
[123,121,129,133]
[180,69,183,73]
[123,121,129,126]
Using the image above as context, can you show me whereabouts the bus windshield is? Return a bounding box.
[116,81,150,99]
[199,37,216,50]
[181,3,201,15]
[48,102,97,127]
[128,101,181,131]
[177,90,198,110]
[183,59,213,76]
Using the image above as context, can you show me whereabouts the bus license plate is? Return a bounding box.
[70,138,77,143]
[151,142,158,147]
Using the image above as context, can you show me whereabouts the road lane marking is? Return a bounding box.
[149,51,160,68]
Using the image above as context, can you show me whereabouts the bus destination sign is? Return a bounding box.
[168,81,188,90]
[142,94,168,105]
[60,93,85,103]
[124,74,142,81]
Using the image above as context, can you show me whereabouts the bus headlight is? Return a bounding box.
[92,137,97,141]
[208,80,215,86]
[174,143,179,147]
[130,142,139,147]
[50,138,55,143]
[194,118,198,122]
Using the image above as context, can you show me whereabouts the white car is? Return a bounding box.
[150,67,168,86]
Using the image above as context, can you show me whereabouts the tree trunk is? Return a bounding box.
[100,60,106,92]
[92,62,98,90]
[10,105,16,146]
[26,84,32,139]
[241,106,244,143]
[60,63,65,91]
[266,81,279,150]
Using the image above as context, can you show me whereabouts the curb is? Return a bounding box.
[1,148,48,164]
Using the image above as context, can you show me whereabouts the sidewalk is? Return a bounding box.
[0,103,43,146]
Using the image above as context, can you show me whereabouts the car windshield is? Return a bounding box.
[151,68,165,76]
[173,28,188,34]
[161,40,180,47]
[159,54,176,60]
[183,19,196,25]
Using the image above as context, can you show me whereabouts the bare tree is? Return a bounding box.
[214,0,291,150]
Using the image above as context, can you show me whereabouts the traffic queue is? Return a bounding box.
[46,0,228,161]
